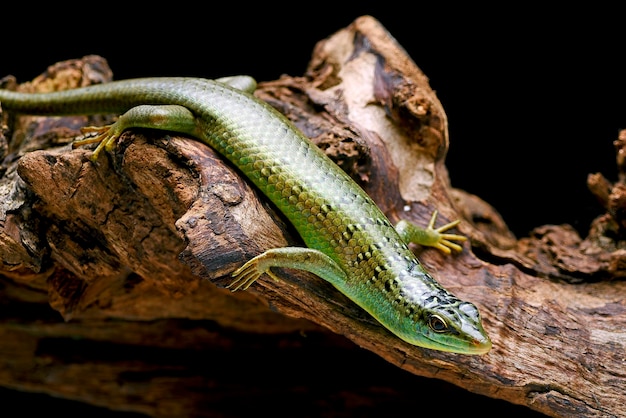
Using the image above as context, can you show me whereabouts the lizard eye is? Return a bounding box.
[428,314,448,333]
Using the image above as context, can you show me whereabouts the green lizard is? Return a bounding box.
[0,76,491,354]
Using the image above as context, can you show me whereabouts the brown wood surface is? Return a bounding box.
[1,16,624,418]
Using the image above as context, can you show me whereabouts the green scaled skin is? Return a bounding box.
[0,76,491,354]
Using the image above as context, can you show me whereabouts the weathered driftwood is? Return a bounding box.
[1,16,624,418]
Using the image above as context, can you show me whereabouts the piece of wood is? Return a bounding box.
[1,16,624,418]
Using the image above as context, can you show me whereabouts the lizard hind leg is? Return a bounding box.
[73,124,121,161]
[73,104,199,161]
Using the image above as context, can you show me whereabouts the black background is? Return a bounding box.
[3,5,624,239]
[2,4,623,416]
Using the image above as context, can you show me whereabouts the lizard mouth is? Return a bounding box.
[423,334,492,355]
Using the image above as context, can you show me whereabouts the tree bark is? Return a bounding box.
[1,16,624,418]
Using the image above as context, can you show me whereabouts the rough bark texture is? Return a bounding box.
[1,16,624,418]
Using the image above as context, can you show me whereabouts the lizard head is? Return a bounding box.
[411,291,492,354]
[391,277,492,354]
[364,261,492,354]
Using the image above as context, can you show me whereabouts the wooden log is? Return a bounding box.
[1,16,624,418]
